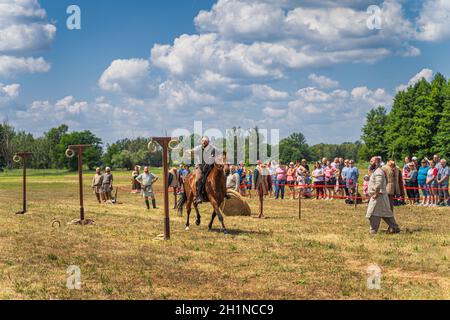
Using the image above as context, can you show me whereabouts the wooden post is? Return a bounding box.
[258,186,264,218]
[13,152,32,214]
[354,183,359,210]
[149,137,176,241]
[66,145,92,225]
[298,188,302,220]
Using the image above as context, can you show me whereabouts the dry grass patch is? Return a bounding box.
[0,170,448,300]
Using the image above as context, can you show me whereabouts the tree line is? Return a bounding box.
[0,122,363,171]
[0,123,163,171]
[361,73,450,160]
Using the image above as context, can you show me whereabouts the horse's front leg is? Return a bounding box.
[208,210,216,231]
[210,201,227,235]
[217,208,228,235]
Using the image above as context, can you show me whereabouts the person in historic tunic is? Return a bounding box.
[367,157,401,234]
[226,166,240,192]
[131,165,141,194]
[254,160,269,219]
[91,167,104,203]
[136,166,159,209]
[168,167,180,209]
[185,136,217,204]
[382,160,401,211]
[102,167,114,204]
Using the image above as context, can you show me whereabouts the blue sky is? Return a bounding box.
[1,0,450,145]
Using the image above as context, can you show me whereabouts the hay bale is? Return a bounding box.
[221,190,251,216]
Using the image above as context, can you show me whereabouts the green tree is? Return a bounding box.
[411,79,436,158]
[279,132,312,164]
[385,86,418,159]
[56,130,103,171]
[44,124,69,168]
[434,79,450,158]
[0,121,16,169]
[360,106,388,160]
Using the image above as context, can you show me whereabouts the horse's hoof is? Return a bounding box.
[208,228,212,232]
[223,229,229,235]
[196,220,201,226]
[185,226,190,231]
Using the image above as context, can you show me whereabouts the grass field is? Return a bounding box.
[0,169,448,300]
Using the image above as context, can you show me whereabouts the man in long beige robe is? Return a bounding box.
[254,161,269,219]
[367,157,401,234]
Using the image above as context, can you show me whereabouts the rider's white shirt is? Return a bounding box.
[192,144,216,166]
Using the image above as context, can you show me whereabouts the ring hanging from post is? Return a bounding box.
[168,138,181,151]
[65,148,76,158]
[147,140,158,154]
[13,154,21,163]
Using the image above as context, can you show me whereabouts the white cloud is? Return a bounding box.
[0,23,56,53]
[0,55,50,77]
[158,80,216,110]
[0,0,55,77]
[351,86,391,106]
[295,87,331,102]
[285,84,392,134]
[416,0,450,41]
[55,96,88,115]
[396,68,433,92]
[0,0,47,21]
[151,33,285,80]
[0,83,20,98]
[13,95,145,139]
[251,85,289,101]
[195,0,286,40]
[99,59,151,93]
[193,0,418,62]
[200,106,216,115]
[263,106,287,117]
[308,74,339,88]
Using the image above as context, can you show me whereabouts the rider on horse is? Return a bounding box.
[186,136,218,205]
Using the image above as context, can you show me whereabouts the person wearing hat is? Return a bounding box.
[102,167,114,204]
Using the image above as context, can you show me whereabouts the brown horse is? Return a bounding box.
[177,155,228,234]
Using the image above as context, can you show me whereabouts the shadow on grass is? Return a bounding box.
[207,228,271,236]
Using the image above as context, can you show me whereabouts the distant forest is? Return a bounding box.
[1,73,449,170]
[361,73,450,160]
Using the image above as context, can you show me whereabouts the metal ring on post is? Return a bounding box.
[168,139,180,151]
[65,148,75,158]
[147,140,158,154]
[13,154,21,163]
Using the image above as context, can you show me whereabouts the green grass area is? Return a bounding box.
[0,170,448,300]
